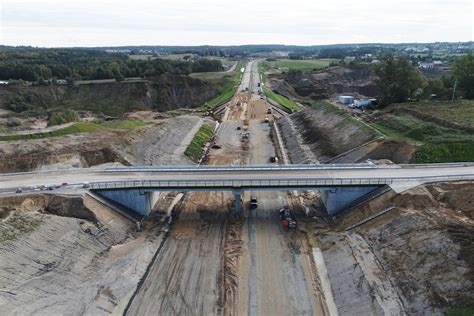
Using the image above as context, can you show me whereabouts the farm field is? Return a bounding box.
[266,58,336,71]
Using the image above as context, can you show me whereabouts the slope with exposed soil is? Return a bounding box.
[268,65,378,101]
[317,182,474,315]
[0,193,176,315]
[0,75,218,116]
[0,114,213,172]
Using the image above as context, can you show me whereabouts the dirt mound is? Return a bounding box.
[46,195,97,222]
[427,182,474,219]
[389,186,440,209]
[0,194,97,222]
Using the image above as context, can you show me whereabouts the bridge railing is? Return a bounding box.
[89,174,474,190]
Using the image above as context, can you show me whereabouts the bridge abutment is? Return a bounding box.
[93,189,153,216]
[320,186,379,216]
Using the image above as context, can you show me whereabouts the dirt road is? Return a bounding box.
[233,96,326,316]
[126,61,326,316]
[126,97,249,315]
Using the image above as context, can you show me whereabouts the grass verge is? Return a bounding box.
[0,120,145,141]
[203,60,245,110]
[263,86,300,112]
[184,123,215,162]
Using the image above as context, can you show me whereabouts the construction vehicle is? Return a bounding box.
[279,206,297,229]
[250,196,258,209]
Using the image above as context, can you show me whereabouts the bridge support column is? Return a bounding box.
[233,190,242,215]
[320,186,379,216]
[92,189,153,216]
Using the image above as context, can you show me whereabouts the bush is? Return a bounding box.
[48,109,79,126]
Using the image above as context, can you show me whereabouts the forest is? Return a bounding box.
[0,49,223,82]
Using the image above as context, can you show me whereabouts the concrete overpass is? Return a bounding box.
[1,163,473,216]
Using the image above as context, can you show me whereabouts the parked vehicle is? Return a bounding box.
[242,132,251,140]
[250,196,258,209]
[266,108,272,114]
[270,156,278,163]
[15,188,23,193]
[279,206,297,229]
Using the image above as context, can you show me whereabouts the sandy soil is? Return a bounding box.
[0,194,173,315]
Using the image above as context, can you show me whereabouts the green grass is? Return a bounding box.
[369,101,474,162]
[266,59,336,71]
[393,100,474,128]
[0,212,42,244]
[202,60,245,109]
[447,306,474,316]
[184,124,215,162]
[263,87,300,112]
[0,120,145,141]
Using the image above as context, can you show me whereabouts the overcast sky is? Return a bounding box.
[1,0,472,47]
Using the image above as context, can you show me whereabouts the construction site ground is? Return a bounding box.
[1,59,473,316]
[126,65,328,314]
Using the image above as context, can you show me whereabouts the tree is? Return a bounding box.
[374,54,426,105]
[112,68,125,82]
[453,53,474,99]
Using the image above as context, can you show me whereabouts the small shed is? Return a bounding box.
[338,95,354,105]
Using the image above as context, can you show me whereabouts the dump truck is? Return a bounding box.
[279,206,297,229]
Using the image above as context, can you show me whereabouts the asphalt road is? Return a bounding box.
[238,59,261,93]
[1,164,473,193]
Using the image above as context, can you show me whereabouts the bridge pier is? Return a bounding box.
[320,186,379,216]
[233,190,242,215]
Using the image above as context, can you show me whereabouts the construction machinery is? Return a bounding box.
[279,206,297,229]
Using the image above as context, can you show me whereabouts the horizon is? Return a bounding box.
[1,41,472,50]
[1,0,472,47]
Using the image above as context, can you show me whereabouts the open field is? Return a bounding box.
[266,58,336,71]
[0,120,145,141]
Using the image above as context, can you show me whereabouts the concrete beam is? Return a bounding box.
[93,189,153,216]
[320,186,379,216]
[233,190,242,215]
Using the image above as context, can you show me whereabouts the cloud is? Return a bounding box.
[1,0,472,46]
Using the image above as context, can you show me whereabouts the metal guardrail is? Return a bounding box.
[89,174,474,191]
[2,162,474,177]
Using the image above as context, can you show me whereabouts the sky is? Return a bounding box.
[0,0,472,47]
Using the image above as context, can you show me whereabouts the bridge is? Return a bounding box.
[1,163,473,217]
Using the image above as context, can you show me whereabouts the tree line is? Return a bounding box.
[0,49,223,82]
[375,52,473,104]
